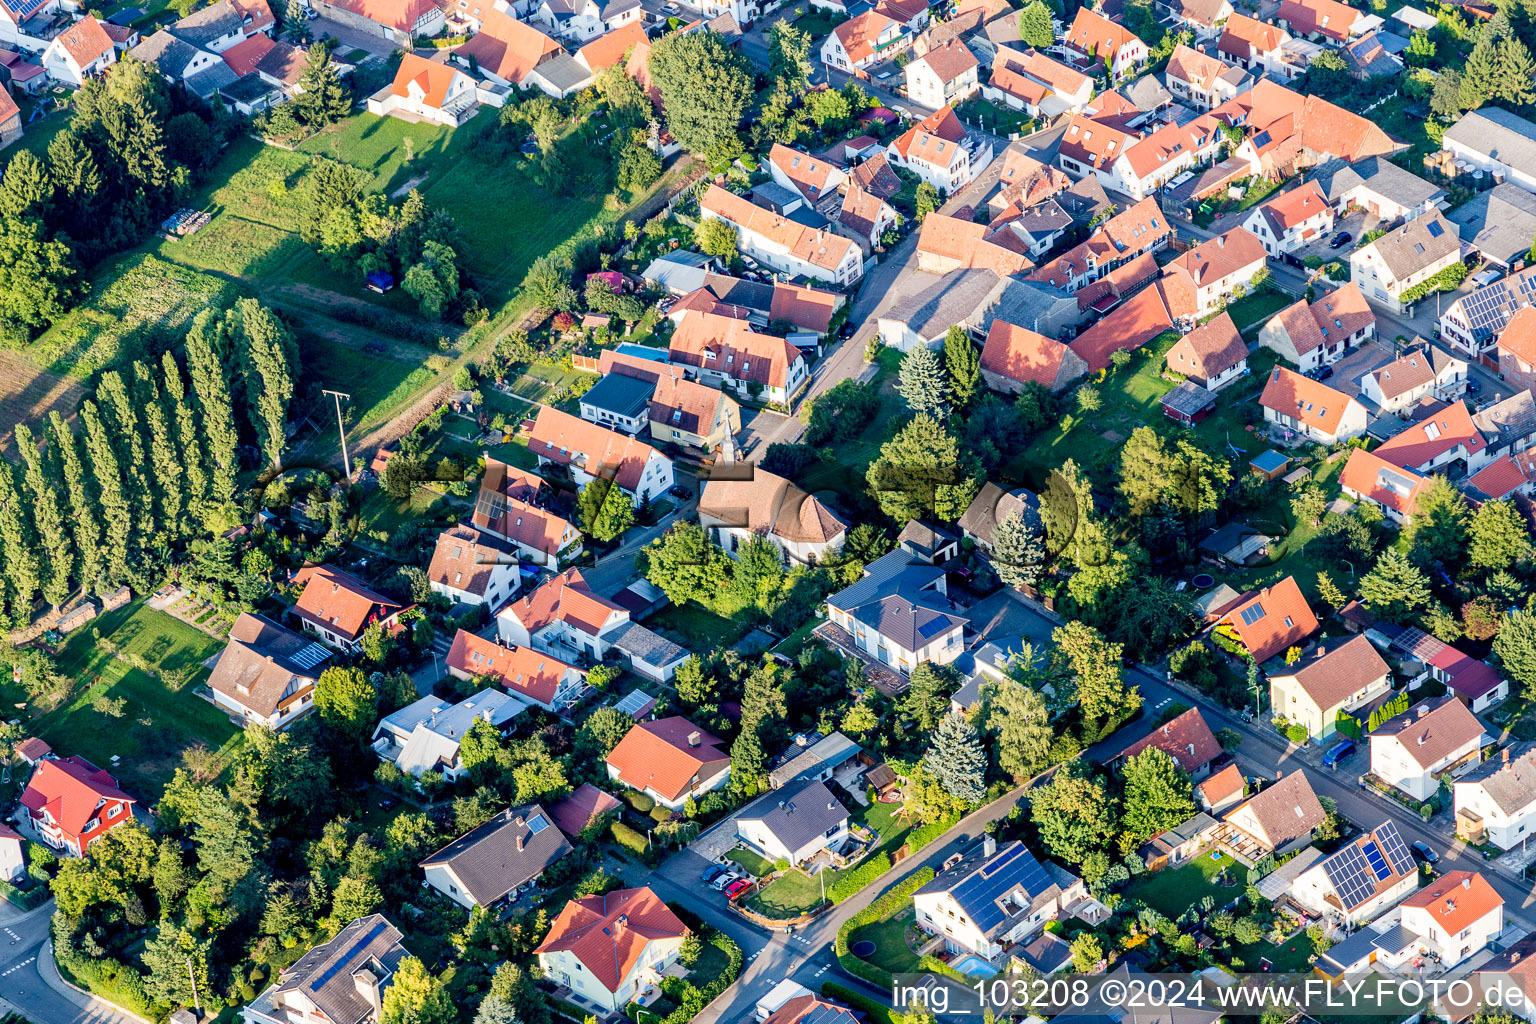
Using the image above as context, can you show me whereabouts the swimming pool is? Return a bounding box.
[950,954,998,977]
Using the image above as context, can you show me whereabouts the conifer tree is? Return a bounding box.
[161,351,209,515]
[0,461,42,622]
[186,311,240,503]
[134,361,185,538]
[80,400,132,583]
[924,713,987,803]
[943,326,980,410]
[993,508,1045,590]
[14,423,73,607]
[49,410,102,592]
[236,299,296,468]
[896,345,951,418]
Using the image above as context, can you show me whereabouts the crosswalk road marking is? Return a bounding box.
[2,928,18,941]
[1,956,35,977]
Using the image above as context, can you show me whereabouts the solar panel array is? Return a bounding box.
[1459,280,1517,342]
[309,919,390,993]
[290,642,331,671]
[1319,823,1415,910]
[1375,820,1416,876]
[1240,603,1267,626]
[1427,221,1444,238]
[951,843,1054,934]
[10,0,50,20]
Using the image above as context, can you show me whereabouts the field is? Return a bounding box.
[0,349,85,451]
[17,600,244,800]
[16,107,679,444]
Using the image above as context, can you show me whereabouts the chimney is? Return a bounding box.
[1275,769,1283,780]
[688,731,701,747]
[353,969,384,1019]
[1463,876,1472,889]
[1418,734,1427,746]
[616,913,629,932]
[1505,748,1512,764]
[981,834,997,858]
[1417,704,1429,718]
[516,833,525,852]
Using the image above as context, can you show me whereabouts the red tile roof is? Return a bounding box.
[890,105,968,165]
[1259,366,1364,438]
[1198,763,1245,806]
[1219,13,1286,59]
[1467,451,1536,501]
[1402,872,1503,935]
[20,756,134,842]
[1118,707,1222,773]
[1071,282,1175,371]
[1279,0,1360,40]
[1166,311,1246,380]
[455,8,562,83]
[549,783,622,837]
[1339,447,1427,517]
[1064,5,1143,57]
[1166,226,1267,289]
[501,569,623,638]
[1058,111,1135,171]
[221,32,275,76]
[1273,634,1389,711]
[605,717,730,802]
[292,564,404,642]
[669,309,804,391]
[1499,307,1536,366]
[528,406,667,496]
[1215,575,1319,662]
[981,319,1084,391]
[537,887,689,993]
[576,20,648,70]
[916,213,1034,275]
[447,630,581,707]
[55,15,114,69]
[1373,400,1487,471]
[323,0,438,32]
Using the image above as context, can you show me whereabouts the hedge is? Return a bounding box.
[822,983,895,1024]
[904,816,958,855]
[0,877,48,910]
[834,867,936,989]
[611,820,649,856]
[655,931,742,1024]
[827,853,891,905]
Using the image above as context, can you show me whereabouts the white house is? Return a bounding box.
[1061,6,1147,81]
[1360,347,1468,415]
[427,524,523,608]
[605,717,731,810]
[1101,114,1223,200]
[290,564,406,655]
[43,15,115,86]
[1164,312,1248,391]
[1259,366,1370,445]
[1164,44,1247,109]
[447,629,587,712]
[367,53,480,128]
[532,0,641,43]
[1398,871,1504,968]
[824,549,967,675]
[536,887,689,1012]
[904,39,979,110]
[0,824,23,883]
[370,690,527,782]
[470,458,582,569]
[697,468,846,565]
[885,105,994,195]
[1290,821,1419,925]
[667,308,812,407]
[1267,635,1391,742]
[1241,181,1335,257]
[736,778,850,865]
[420,805,572,910]
[1350,212,1461,313]
[698,184,864,286]
[820,9,908,74]
[497,569,690,684]
[1161,226,1268,317]
[913,837,1085,959]
[1370,696,1487,804]
[983,49,1094,118]
[1258,283,1377,372]
[206,612,332,731]
[526,406,674,508]
[1455,744,1536,849]
[1443,107,1536,198]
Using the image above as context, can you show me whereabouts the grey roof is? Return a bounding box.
[1444,106,1536,175]
[601,619,689,669]
[884,268,1004,341]
[738,777,849,851]
[419,804,572,906]
[581,372,656,420]
[529,52,593,93]
[184,61,238,97]
[1446,182,1536,266]
[1162,380,1216,418]
[1150,811,1217,847]
[951,674,987,711]
[599,0,640,16]
[1442,263,1536,347]
[1473,389,1536,450]
[989,278,1076,336]
[643,253,712,293]
[373,690,528,776]
[1008,199,1073,241]
[826,549,966,652]
[897,519,958,561]
[1017,931,1074,974]
[1200,521,1272,560]
[700,271,774,312]
[1057,174,1113,225]
[958,481,1040,547]
[221,72,279,104]
[1319,921,1418,974]
[1309,156,1442,211]
[914,840,1059,940]
[273,915,408,1024]
[1457,742,1536,814]
[171,0,249,46]
[750,180,805,214]
[1255,844,1325,900]
[769,732,861,788]
[1193,582,1244,618]
[1366,211,1459,282]
[131,29,201,77]
[1121,74,1173,111]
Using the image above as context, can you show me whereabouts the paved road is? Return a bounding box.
[0,899,143,1024]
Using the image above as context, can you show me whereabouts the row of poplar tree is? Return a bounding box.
[0,299,298,629]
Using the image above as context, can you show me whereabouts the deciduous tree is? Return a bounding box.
[1120,747,1195,847]
[648,30,754,156]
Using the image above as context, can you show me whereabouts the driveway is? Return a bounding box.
[312,16,399,55]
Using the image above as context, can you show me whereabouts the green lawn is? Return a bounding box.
[849,906,922,975]
[745,868,827,918]
[299,332,438,432]
[1123,851,1241,919]
[1238,933,1318,973]
[727,848,774,877]
[27,600,244,801]
[650,601,753,649]
[1226,290,1293,333]
[955,98,1035,137]
[857,799,914,854]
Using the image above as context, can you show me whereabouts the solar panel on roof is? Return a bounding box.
[1376,821,1415,876]
[527,814,548,834]
[1427,221,1444,237]
[308,920,389,993]
[290,643,331,670]
[1239,603,1267,626]
[949,843,1054,934]
[1362,840,1390,880]
[1321,845,1378,910]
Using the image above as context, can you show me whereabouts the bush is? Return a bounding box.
[904,816,958,855]
[622,791,655,813]
[611,820,649,856]
[827,853,891,904]
[1285,724,1309,743]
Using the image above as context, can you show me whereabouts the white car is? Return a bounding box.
[709,870,741,891]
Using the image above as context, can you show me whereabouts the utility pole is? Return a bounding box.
[187,956,202,1015]
[323,390,352,481]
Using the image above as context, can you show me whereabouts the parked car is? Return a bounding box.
[1329,231,1353,249]
[701,864,728,884]
[1473,268,1504,289]
[661,2,679,11]
[1411,841,1440,864]
[668,484,693,500]
[724,878,752,899]
[709,871,739,891]
[1467,379,1483,394]
[1305,364,1334,381]
[1322,739,1355,768]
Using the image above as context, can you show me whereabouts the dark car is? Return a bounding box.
[701,864,728,884]
[1306,364,1334,381]
[668,484,693,500]
[1467,379,1483,394]
[1330,231,1353,249]
[1411,841,1440,864]
[377,797,397,810]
